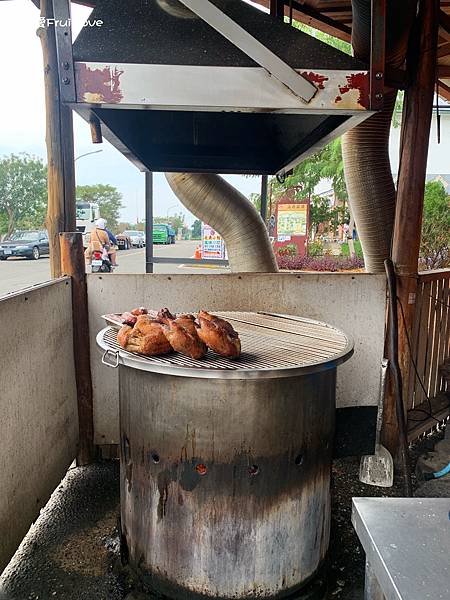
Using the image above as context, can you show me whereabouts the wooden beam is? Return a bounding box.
[438,80,450,101]
[60,232,95,465]
[38,0,76,279]
[437,65,450,77]
[289,1,352,42]
[382,0,439,455]
[437,42,450,58]
[439,8,450,39]
[253,0,351,42]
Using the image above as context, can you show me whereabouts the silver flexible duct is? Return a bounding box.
[342,91,397,273]
[342,0,416,273]
[165,173,278,272]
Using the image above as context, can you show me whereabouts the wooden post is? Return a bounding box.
[60,232,95,465]
[38,0,76,278]
[382,0,439,454]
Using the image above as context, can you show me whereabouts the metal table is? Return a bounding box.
[352,497,450,600]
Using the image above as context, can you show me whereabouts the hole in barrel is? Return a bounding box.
[195,463,207,476]
[151,452,160,464]
[295,454,304,466]
[248,464,259,476]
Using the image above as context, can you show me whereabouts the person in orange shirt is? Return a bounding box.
[85,218,117,266]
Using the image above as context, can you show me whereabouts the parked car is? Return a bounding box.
[116,233,132,250]
[121,230,145,248]
[0,230,50,260]
[153,224,176,244]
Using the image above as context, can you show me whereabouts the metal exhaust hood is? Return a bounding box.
[70,0,377,175]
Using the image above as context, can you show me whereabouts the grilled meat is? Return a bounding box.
[120,311,138,326]
[120,307,150,326]
[158,308,207,359]
[131,307,148,316]
[196,310,241,359]
[117,315,172,356]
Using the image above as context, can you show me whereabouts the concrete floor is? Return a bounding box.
[0,462,125,600]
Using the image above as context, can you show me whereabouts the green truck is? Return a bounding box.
[153,224,176,244]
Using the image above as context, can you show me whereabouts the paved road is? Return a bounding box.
[0,240,228,298]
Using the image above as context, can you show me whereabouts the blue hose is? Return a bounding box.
[424,461,450,480]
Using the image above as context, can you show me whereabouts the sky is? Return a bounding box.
[0,0,262,226]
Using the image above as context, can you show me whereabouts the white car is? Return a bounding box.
[122,230,145,248]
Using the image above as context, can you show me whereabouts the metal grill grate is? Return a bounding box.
[97,311,353,380]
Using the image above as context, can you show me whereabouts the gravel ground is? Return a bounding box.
[0,427,446,600]
[328,426,447,600]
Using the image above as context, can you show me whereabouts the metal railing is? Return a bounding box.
[407,269,450,439]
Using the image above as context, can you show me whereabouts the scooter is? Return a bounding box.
[91,250,113,273]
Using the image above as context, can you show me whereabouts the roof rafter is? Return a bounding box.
[437,79,450,101]
[439,8,450,40]
[252,0,351,42]
[438,42,450,58]
[438,65,450,77]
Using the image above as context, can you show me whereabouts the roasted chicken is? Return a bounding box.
[120,307,150,326]
[131,307,148,316]
[196,310,241,358]
[115,307,241,360]
[157,308,207,359]
[120,311,138,327]
[117,315,172,356]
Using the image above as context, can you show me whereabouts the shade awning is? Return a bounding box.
[70,0,375,174]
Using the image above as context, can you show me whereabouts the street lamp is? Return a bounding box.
[75,149,103,162]
[166,204,178,218]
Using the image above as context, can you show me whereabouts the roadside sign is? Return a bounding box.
[201,223,226,260]
[277,203,307,236]
[274,197,310,257]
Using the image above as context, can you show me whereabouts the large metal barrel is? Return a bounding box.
[97,311,353,599]
[119,368,336,599]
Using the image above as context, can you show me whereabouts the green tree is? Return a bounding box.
[269,137,348,237]
[154,213,185,233]
[191,219,202,239]
[0,153,47,237]
[309,195,334,236]
[249,192,261,212]
[293,22,351,55]
[76,184,123,229]
[420,181,450,270]
[271,151,322,202]
[116,221,133,234]
[318,139,347,201]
